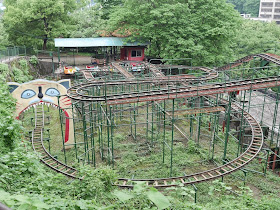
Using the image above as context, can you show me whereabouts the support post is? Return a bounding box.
[223,93,232,162]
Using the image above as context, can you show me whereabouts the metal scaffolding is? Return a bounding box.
[52,54,280,188]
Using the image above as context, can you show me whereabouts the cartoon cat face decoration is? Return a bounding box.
[8,79,74,147]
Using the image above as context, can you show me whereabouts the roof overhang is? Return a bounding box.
[54,37,149,48]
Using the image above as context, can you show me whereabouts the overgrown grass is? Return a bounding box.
[2,81,280,209]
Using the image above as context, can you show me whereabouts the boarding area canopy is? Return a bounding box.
[54,37,148,48]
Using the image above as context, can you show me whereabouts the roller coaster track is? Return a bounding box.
[173,106,225,115]
[28,53,280,187]
[113,99,263,188]
[67,76,280,104]
[143,62,218,81]
[217,53,280,71]
[112,62,135,79]
[31,104,81,179]
[82,70,95,81]
[144,62,166,77]
[68,65,268,188]
[111,61,218,81]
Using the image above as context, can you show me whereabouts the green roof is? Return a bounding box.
[54,37,148,47]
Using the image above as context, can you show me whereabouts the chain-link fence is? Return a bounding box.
[0,46,28,62]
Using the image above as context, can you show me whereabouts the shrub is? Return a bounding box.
[0,75,22,152]
[29,55,38,66]
[0,63,9,77]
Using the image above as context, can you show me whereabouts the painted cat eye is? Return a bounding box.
[45,88,60,97]
[21,89,36,99]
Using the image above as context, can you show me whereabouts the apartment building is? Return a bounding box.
[259,0,280,24]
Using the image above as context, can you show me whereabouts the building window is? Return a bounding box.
[276,21,280,24]
[275,9,280,13]
[274,15,280,19]
[260,14,272,18]
[261,8,272,12]
[276,2,280,7]
[262,2,273,7]
[131,50,142,57]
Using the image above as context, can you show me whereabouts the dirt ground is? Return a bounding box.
[39,55,92,67]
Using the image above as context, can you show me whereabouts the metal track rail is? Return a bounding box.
[144,62,218,81]
[113,99,263,188]
[31,104,81,180]
[82,70,95,81]
[75,60,267,189]
[67,76,280,104]
[112,62,135,79]
[30,53,280,187]
[111,61,218,81]
[172,106,225,115]
[217,53,280,71]
[144,62,166,78]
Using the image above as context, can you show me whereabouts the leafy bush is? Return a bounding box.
[0,63,9,77]
[0,59,33,83]
[187,139,200,154]
[73,165,117,199]
[18,59,28,69]
[0,75,22,152]
[0,141,117,208]
[29,55,38,66]
[113,182,171,209]
[12,65,32,83]
[114,133,126,142]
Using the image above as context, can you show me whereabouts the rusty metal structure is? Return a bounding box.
[28,54,280,189]
[31,104,81,179]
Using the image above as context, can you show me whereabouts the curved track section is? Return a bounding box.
[144,62,218,81]
[217,53,280,71]
[28,53,280,187]
[114,100,263,188]
[31,104,81,179]
[70,71,268,188]
[112,61,218,81]
[67,76,280,104]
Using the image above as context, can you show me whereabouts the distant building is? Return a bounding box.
[241,13,274,22]
[0,3,6,10]
[241,14,251,19]
[259,0,280,24]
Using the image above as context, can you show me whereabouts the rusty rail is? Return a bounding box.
[31,104,81,180]
[217,53,280,71]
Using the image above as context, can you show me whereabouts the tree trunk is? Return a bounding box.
[43,17,48,50]
[42,37,48,50]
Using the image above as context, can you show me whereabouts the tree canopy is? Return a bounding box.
[94,0,123,20]
[232,20,280,59]
[3,0,85,49]
[109,0,241,66]
[70,3,106,38]
[227,0,260,17]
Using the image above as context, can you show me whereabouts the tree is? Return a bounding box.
[3,0,85,50]
[94,0,123,19]
[231,20,280,59]
[227,0,260,17]
[227,0,246,14]
[70,3,106,38]
[0,20,10,48]
[109,0,241,66]
[243,0,260,17]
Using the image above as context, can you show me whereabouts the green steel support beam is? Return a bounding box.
[223,94,232,161]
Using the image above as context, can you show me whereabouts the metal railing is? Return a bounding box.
[0,46,28,62]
